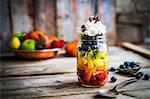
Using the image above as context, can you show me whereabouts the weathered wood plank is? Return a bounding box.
[56,0,93,41]
[10,0,34,33]
[1,68,150,91]
[1,68,150,99]
[122,42,150,59]
[0,0,11,53]
[34,0,56,35]
[0,73,132,98]
[97,0,116,45]
[1,47,149,77]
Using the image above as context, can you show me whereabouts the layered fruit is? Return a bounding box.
[77,35,108,87]
[77,16,108,87]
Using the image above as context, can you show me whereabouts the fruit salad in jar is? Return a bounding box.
[77,16,108,87]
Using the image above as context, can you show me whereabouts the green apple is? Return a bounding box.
[21,39,36,50]
[9,36,21,49]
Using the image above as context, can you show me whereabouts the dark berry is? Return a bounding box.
[130,61,136,65]
[87,41,92,45]
[91,45,97,50]
[124,61,130,66]
[111,76,117,82]
[119,65,126,69]
[82,44,91,51]
[136,74,142,79]
[89,17,92,22]
[109,67,116,72]
[136,64,140,67]
[126,65,131,69]
[143,74,150,80]
[81,25,86,28]
[93,16,96,20]
[135,72,144,79]
[136,72,144,76]
[92,36,96,40]
[82,28,86,32]
[78,47,82,51]
[130,65,137,68]
[92,41,97,45]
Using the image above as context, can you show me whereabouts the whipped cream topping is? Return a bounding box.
[79,16,107,36]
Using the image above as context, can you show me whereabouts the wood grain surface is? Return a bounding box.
[1,47,150,99]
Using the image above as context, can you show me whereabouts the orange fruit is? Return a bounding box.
[65,43,74,55]
[83,70,92,82]
[71,46,77,56]
[71,39,78,45]
[48,36,59,42]
[29,31,45,40]
[65,39,78,57]
[41,34,51,49]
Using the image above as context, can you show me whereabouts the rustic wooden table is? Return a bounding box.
[1,47,150,99]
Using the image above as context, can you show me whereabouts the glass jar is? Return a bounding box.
[77,33,108,87]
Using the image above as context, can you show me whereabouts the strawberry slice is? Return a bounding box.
[51,40,64,48]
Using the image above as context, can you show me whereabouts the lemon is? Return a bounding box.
[9,36,21,49]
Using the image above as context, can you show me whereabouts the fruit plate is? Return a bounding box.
[9,48,61,60]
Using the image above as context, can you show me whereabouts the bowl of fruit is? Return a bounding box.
[9,31,65,59]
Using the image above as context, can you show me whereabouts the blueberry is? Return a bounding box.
[136,74,142,79]
[130,61,136,65]
[92,41,97,45]
[91,45,97,50]
[136,64,140,67]
[87,41,92,45]
[82,44,91,51]
[130,65,137,68]
[78,47,82,51]
[135,72,144,79]
[92,36,96,40]
[136,72,144,76]
[109,67,116,72]
[124,61,130,66]
[143,74,150,80]
[111,76,117,82]
[126,65,131,69]
[119,65,126,69]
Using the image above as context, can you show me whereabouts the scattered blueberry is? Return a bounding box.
[119,64,126,69]
[136,72,144,76]
[109,67,116,72]
[135,72,144,79]
[136,74,142,79]
[143,74,150,80]
[111,76,117,82]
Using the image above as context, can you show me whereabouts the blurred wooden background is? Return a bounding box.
[0,0,149,53]
[0,0,116,53]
